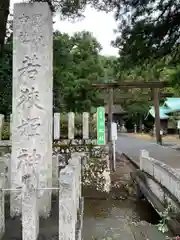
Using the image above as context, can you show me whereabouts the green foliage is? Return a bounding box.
[99,55,117,82]
[53,31,105,112]
[157,203,172,233]
[0,30,115,116]
[59,113,96,138]
[113,0,180,67]
[0,0,119,53]
[1,122,10,140]
[29,0,118,18]
[113,59,180,118]
[1,113,96,140]
[0,40,12,115]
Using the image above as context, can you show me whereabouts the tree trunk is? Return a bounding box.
[0,0,10,54]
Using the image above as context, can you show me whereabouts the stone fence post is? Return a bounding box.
[140,149,149,170]
[54,113,60,140]
[68,112,75,140]
[22,172,39,240]
[59,166,76,240]
[82,112,89,139]
[69,153,81,212]
[0,174,5,238]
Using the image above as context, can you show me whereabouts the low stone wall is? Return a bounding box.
[81,145,111,195]
[0,151,84,240]
[53,142,110,196]
[140,150,180,212]
[82,153,110,192]
[59,152,83,240]
[0,141,110,239]
[0,140,107,192]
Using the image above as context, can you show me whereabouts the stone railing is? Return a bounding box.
[0,111,98,142]
[0,152,84,240]
[59,152,83,240]
[0,142,106,191]
[140,150,180,204]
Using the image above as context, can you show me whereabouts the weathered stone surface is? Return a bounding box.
[52,154,59,194]
[147,177,164,203]
[82,112,89,139]
[10,114,12,140]
[68,112,75,139]
[11,2,53,217]
[54,113,60,140]
[0,154,10,189]
[59,166,76,240]
[22,172,39,240]
[0,115,4,140]
[69,153,81,211]
[77,197,84,240]
[140,150,150,172]
[0,174,5,238]
[82,150,111,192]
[140,150,180,207]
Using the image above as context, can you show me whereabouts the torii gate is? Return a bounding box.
[92,81,171,170]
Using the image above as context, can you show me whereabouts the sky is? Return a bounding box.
[10,0,119,56]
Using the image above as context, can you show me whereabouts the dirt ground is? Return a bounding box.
[110,153,137,200]
[83,152,137,200]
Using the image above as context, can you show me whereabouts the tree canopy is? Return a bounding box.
[53,30,105,112]
[114,0,180,68]
[0,0,116,54]
[0,30,115,115]
[1,0,180,63]
[1,0,180,123]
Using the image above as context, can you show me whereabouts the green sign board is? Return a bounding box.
[97,107,105,145]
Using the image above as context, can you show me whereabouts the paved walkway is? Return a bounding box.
[116,134,180,169]
[83,199,167,240]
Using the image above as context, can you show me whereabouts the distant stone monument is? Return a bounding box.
[134,124,137,133]
[121,123,127,133]
[11,2,53,219]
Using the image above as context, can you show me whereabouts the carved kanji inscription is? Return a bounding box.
[32,14,43,26]
[17,86,43,110]
[11,3,53,216]
[19,31,43,45]
[18,14,30,24]
[18,13,42,25]
[17,149,41,192]
[18,13,43,45]
[17,148,41,173]
[18,55,41,80]
[17,117,41,139]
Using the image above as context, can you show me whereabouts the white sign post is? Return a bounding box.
[177,120,180,129]
[177,120,180,139]
[111,122,117,171]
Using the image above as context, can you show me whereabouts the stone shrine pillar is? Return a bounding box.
[82,112,89,139]
[11,2,53,218]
